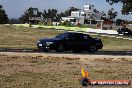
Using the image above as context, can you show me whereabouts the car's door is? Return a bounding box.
[67,34,91,50]
[63,33,92,50]
[77,34,92,50]
[69,34,83,50]
[63,33,79,50]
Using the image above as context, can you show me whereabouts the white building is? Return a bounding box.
[61,4,105,25]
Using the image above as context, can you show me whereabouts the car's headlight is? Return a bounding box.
[46,42,54,45]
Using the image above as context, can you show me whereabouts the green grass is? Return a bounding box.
[0,25,63,49]
[92,35,132,51]
[0,25,132,51]
[12,24,87,31]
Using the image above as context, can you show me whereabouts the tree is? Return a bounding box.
[116,19,125,26]
[0,5,8,24]
[59,12,66,17]
[58,7,80,17]
[108,8,118,20]
[20,7,80,24]
[106,0,132,15]
[101,11,107,17]
[20,7,42,23]
[63,7,80,16]
[9,18,20,24]
[42,9,60,22]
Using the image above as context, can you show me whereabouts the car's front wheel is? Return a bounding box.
[42,49,49,52]
[88,45,97,53]
[72,49,81,53]
[56,44,65,52]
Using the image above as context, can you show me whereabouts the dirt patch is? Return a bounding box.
[0,52,131,88]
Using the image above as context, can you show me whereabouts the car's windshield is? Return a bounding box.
[55,33,69,38]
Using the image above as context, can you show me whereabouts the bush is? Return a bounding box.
[59,20,71,26]
[47,21,52,26]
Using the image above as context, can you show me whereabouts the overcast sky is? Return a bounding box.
[0,0,131,20]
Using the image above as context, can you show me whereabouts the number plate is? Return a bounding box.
[39,44,42,46]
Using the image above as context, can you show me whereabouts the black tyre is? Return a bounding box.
[42,49,49,52]
[88,45,97,53]
[72,49,81,53]
[56,44,64,52]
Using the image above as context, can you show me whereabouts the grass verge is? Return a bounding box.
[0,25,132,51]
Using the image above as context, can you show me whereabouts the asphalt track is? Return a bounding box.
[0,48,132,56]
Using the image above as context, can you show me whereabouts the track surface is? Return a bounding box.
[0,52,132,61]
[0,48,132,56]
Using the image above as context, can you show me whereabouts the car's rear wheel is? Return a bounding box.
[88,45,97,53]
[56,44,65,52]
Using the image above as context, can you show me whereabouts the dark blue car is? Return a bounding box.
[37,32,103,53]
[117,28,132,36]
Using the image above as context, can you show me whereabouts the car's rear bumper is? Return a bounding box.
[97,44,103,50]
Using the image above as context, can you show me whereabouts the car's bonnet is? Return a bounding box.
[39,38,62,42]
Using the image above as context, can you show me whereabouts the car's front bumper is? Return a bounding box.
[37,43,56,50]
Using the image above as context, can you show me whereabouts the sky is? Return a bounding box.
[0,0,131,20]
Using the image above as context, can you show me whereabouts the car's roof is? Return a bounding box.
[64,32,86,35]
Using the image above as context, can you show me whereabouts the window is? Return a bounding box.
[83,35,88,39]
[89,7,91,9]
[70,19,76,22]
[74,34,90,40]
[83,35,91,40]
[55,33,70,39]
[79,13,81,16]
[81,14,86,17]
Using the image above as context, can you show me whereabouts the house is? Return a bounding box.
[52,22,60,26]
[101,17,114,30]
[61,4,105,25]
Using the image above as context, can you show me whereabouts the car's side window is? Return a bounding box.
[64,33,74,40]
[64,34,69,39]
[70,34,77,40]
[84,35,92,40]
[83,35,88,39]
[65,33,91,40]
[74,34,85,40]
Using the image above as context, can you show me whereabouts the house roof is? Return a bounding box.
[101,17,114,23]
